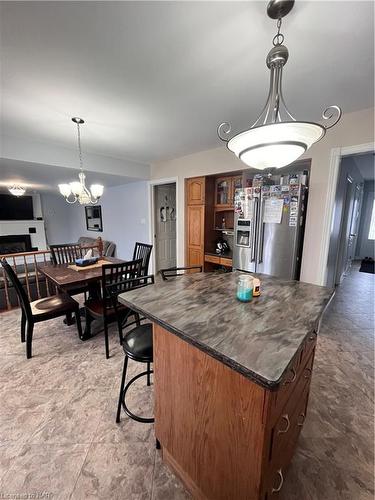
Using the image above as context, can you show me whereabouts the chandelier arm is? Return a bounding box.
[321,105,342,130]
[65,194,78,204]
[251,70,274,128]
[217,122,232,142]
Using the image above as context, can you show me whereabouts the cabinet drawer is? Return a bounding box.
[269,374,311,464]
[300,332,317,370]
[204,254,220,264]
[220,257,232,267]
[269,335,316,425]
[264,381,311,498]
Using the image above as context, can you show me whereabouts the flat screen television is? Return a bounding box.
[0,194,34,220]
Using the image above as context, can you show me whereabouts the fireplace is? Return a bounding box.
[0,235,33,255]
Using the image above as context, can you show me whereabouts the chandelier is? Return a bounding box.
[8,185,26,197]
[217,0,342,170]
[58,117,104,205]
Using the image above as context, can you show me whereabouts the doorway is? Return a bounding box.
[326,151,374,287]
[153,183,177,272]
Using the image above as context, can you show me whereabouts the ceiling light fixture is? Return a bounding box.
[58,117,104,205]
[8,185,26,197]
[217,0,342,170]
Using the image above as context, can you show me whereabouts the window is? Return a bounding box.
[368,200,375,240]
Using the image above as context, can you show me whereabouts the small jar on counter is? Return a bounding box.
[236,275,254,302]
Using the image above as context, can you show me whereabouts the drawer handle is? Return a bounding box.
[278,414,290,434]
[304,367,312,379]
[272,469,284,493]
[298,412,306,427]
[284,367,297,385]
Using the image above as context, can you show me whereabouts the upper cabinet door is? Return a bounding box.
[215,177,232,207]
[187,177,205,205]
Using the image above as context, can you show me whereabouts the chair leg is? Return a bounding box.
[26,322,34,359]
[75,308,83,339]
[104,318,110,359]
[147,362,151,386]
[21,310,26,343]
[116,355,128,423]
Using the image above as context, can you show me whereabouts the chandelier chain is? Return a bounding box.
[273,18,284,46]
[76,121,84,171]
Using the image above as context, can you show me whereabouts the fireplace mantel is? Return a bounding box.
[0,220,47,252]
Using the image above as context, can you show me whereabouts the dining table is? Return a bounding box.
[37,256,124,340]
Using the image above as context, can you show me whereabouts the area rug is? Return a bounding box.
[359,259,375,274]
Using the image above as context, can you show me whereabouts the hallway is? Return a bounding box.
[281,261,374,499]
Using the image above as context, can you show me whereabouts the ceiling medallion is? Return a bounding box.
[217,0,342,170]
[58,118,104,205]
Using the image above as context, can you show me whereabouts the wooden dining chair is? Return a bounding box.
[49,243,89,315]
[49,243,84,265]
[160,265,203,280]
[84,259,143,359]
[1,258,82,359]
[132,242,153,276]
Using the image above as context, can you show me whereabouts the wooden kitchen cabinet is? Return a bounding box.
[186,177,205,205]
[186,177,206,267]
[154,323,316,500]
[215,175,242,208]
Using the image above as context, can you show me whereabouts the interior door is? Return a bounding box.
[154,183,176,272]
[345,183,363,273]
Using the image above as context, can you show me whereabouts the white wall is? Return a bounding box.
[40,192,74,245]
[41,181,151,260]
[151,107,375,285]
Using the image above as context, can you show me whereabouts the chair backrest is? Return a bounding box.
[101,259,143,301]
[160,266,203,281]
[50,244,83,265]
[132,242,153,276]
[0,258,32,318]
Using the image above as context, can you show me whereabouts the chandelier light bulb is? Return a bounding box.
[217,0,342,170]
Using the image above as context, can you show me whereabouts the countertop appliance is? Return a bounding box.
[233,173,308,280]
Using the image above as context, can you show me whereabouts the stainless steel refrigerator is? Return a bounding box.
[233,173,308,280]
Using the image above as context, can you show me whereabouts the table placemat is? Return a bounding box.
[68,259,110,272]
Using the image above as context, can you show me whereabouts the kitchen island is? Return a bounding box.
[118,271,333,499]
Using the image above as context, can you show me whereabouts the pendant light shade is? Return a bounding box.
[218,0,342,170]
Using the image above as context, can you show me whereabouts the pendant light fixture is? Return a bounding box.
[58,118,104,205]
[8,185,26,197]
[217,0,342,170]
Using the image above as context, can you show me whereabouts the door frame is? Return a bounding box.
[148,177,179,275]
[319,142,375,285]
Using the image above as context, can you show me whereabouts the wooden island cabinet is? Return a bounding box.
[118,272,333,500]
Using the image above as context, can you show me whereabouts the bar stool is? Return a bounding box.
[116,323,154,423]
[108,274,155,424]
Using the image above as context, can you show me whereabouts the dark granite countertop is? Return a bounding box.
[118,271,333,389]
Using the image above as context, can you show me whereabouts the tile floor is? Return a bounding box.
[0,264,373,499]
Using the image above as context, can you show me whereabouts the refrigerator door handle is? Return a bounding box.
[251,198,258,262]
[258,198,265,264]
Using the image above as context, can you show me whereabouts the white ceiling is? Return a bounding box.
[1,1,374,164]
[0,158,136,193]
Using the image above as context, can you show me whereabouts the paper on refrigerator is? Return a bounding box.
[263,198,283,224]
